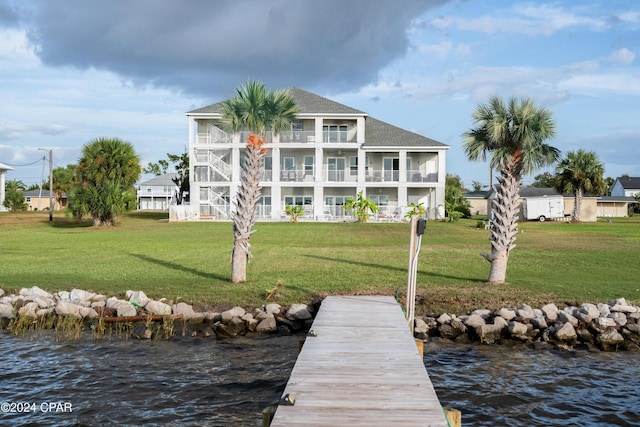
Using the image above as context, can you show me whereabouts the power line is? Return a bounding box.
[2,157,46,167]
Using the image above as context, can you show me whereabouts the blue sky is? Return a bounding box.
[1,0,639,189]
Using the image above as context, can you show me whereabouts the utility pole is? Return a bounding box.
[38,148,53,221]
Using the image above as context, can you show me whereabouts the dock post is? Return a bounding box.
[444,407,461,427]
[262,406,275,427]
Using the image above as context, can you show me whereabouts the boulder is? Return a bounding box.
[595,317,616,328]
[496,307,517,321]
[172,302,197,318]
[116,302,137,317]
[439,320,466,340]
[463,314,486,329]
[18,302,39,318]
[0,302,14,318]
[145,300,172,316]
[70,289,95,306]
[509,321,529,338]
[555,322,577,343]
[414,318,429,334]
[557,311,579,327]
[55,301,82,318]
[437,313,451,324]
[597,303,611,317]
[79,306,99,319]
[132,326,153,340]
[256,314,277,333]
[597,330,624,351]
[126,290,151,307]
[20,286,52,299]
[517,304,535,319]
[32,296,55,309]
[471,309,492,319]
[610,312,627,326]
[213,317,246,338]
[242,313,259,332]
[479,323,505,344]
[0,289,4,297]
[286,304,312,321]
[541,303,559,321]
[221,307,245,323]
[265,303,281,315]
[531,315,548,330]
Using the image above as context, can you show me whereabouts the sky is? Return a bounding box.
[1,0,639,189]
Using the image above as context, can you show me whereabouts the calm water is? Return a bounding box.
[1,333,639,426]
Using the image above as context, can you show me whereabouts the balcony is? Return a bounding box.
[407,170,438,183]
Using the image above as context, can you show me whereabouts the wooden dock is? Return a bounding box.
[269,295,449,426]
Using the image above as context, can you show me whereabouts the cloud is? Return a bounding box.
[20,0,450,98]
[607,48,635,65]
[422,3,630,36]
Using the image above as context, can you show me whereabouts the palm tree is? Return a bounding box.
[71,137,141,226]
[221,81,298,283]
[463,96,560,284]
[344,191,379,222]
[554,150,606,222]
[52,164,76,208]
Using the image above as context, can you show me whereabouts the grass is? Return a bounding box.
[1,211,639,314]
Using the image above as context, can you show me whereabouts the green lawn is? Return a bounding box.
[1,211,638,313]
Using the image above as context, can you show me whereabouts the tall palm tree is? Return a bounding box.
[71,137,141,226]
[463,96,560,284]
[554,149,606,222]
[221,81,298,283]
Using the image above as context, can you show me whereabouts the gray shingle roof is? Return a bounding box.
[23,189,54,197]
[520,187,562,197]
[187,87,364,115]
[616,176,640,189]
[363,117,447,148]
[139,173,178,186]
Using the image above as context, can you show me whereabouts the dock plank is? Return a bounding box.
[269,296,448,426]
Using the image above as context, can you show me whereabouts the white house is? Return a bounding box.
[137,173,178,210]
[0,161,14,212]
[185,88,448,221]
[611,176,640,198]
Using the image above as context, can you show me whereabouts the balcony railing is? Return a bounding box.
[407,170,438,183]
[365,169,399,182]
[197,128,359,145]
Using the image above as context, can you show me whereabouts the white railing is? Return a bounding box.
[406,170,438,183]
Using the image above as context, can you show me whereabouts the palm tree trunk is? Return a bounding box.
[572,187,583,221]
[231,136,265,283]
[487,167,521,284]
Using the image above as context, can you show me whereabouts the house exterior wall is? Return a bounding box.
[611,179,640,197]
[563,197,598,222]
[597,201,631,217]
[185,91,448,222]
[468,198,488,216]
[24,195,65,211]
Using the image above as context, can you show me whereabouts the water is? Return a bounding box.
[424,341,640,426]
[0,333,301,426]
[1,333,638,426]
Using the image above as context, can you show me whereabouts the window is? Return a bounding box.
[371,195,388,206]
[283,157,295,171]
[349,156,357,176]
[304,156,314,175]
[327,157,345,181]
[284,196,312,206]
[26,197,31,202]
[264,156,272,170]
[323,125,348,142]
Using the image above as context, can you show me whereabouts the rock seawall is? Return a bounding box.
[0,287,314,339]
[2,287,638,350]
[414,299,640,351]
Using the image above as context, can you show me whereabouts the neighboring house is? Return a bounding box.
[464,190,489,216]
[596,196,637,217]
[0,161,14,212]
[22,189,66,211]
[486,187,598,222]
[611,176,640,198]
[184,88,449,221]
[137,173,178,211]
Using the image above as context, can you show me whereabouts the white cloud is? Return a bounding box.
[0,28,39,67]
[607,48,635,65]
